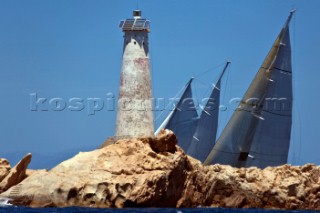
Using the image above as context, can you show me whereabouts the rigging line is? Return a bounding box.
[195,79,212,111]
[192,63,227,113]
[220,63,231,128]
[194,78,214,95]
[294,11,302,165]
[155,61,226,124]
[154,82,188,122]
[193,79,200,112]
[296,102,302,165]
[291,106,296,164]
[195,75,223,113]
[194,63,227,100]
[193,62,225,78]
[194,77,214,87]
[194,75,220,114]
[291,10,300,165]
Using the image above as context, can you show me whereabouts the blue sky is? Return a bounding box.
[0,0,320,168]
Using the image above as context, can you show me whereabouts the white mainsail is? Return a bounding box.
[204,11,295,168]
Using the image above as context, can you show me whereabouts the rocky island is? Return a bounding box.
[0,130,319,210]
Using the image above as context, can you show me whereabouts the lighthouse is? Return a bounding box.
[115,10,154,138]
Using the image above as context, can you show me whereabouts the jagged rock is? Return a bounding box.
[1,136,188,208]
[0,158,11,182]
[0,153,31,193]
[1,132,320,210]
[178,163,320,210]
[149,129,177,153]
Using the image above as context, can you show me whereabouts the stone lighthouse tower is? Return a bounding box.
[115,10,154,138]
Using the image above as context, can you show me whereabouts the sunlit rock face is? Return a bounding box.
[0,154,32,193]
[0,158,11,182]
[1,130,320,210]
[0,130,186,208]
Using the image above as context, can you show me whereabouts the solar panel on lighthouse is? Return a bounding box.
[119,10,150,32]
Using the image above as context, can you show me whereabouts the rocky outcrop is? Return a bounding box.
[1,130,320,210]
[178,162,320,210]
[0,153,32,193]
[0,159,11,182]
[0,130,188,208]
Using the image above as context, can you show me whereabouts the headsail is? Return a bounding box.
[187,62,231,162]
[156,78,199,151]
[204,11,295,168]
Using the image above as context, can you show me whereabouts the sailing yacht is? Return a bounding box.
[157,10,295,169]
[204,10,295,168]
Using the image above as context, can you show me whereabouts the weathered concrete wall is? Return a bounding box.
[115,29,154,138]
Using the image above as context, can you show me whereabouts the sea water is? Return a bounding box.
[0,207,319,213]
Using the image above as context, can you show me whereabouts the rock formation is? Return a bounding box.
[0,153,32,193]
[0,159,11,182]
[0,130,320,210]
[0,130,184,207]
[178,161,320,209]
